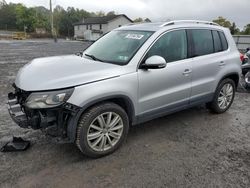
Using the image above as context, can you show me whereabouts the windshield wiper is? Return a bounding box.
[85,53,103,62]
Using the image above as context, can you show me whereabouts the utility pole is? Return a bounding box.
[50,0,57,42]
[50,0,53,34]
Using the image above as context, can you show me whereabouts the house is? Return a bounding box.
[144,18,152,23]
[73,14,133,41]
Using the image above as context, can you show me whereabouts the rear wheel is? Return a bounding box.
[76,102,129,158]
[207,78,235,114]
[245,71,250,89]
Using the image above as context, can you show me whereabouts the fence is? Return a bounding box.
[233,35,250,52]
[12,32,26,40]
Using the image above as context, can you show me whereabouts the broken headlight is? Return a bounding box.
[25,88,74,109]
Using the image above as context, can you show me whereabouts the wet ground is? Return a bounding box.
[0,39,250,188]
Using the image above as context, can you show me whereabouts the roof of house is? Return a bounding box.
[73,14,133,26]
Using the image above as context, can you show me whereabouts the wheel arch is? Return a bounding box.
[217,72,239,89]
[67,95,135,142]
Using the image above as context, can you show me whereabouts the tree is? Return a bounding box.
[33,6,50,31]
[0,0,7,7]
[53,6,92,36]
[0,3,17,30]
[15,4,37,32]
[243,24,250,35]
[0,2,124,36]
[53,5,66,35]
[213,16,241,35]
[230,22,240,35]
[213,16,231,28]
[96,11,105,17]
[106,11,116,16]
[133,17,143,23]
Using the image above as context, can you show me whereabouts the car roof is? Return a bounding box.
[116,20,225,32]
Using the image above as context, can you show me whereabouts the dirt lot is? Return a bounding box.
[0,39,250,188]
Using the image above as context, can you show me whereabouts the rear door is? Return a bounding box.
[188,29,227,105]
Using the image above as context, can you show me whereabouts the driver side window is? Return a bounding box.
[146,30,187,63]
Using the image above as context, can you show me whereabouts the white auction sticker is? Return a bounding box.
[118,56,129,61]
[125,34,144,40]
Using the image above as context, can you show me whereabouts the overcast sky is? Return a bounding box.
[6,0,250,29]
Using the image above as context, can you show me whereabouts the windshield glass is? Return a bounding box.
[84,30,153,65]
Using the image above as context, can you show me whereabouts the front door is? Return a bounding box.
[137,29,192,120]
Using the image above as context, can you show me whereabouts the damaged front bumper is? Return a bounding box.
[8,97,39,129]
[7,87,80,140]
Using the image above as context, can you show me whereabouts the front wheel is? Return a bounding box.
[207,78,236,114]
[76,102,129,158]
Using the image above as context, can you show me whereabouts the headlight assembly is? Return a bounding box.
[25,88,74,109]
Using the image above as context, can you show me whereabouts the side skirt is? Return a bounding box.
[134,93,214,125]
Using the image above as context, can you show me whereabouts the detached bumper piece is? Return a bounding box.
[0,137,30,152]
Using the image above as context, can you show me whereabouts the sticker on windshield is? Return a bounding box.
[118,56,129,61]
[125,34,144,40]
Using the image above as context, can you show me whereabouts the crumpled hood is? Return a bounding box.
[15,55,125,91]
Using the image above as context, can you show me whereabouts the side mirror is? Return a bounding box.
[140,56,167,69]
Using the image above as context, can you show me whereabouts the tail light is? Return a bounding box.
[240,53,244,62]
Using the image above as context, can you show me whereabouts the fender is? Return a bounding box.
[67,95,136,142]
[216,72,240,90]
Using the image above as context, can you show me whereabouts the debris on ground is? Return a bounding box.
[1,137,30,152]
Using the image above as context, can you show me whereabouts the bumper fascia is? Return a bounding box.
[8,91,81,141]
[7,97,39,129]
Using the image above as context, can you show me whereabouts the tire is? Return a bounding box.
[245,71,250,89]
[76,102,129,158]
[207,78,236,114]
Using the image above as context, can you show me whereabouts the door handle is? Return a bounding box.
[183,69,192,75]
[219,61,226,66]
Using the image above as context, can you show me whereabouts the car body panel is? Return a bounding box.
[15,55,132,91]
[137,58,193,115]
[67,72,139,113]
[189,28,241,104]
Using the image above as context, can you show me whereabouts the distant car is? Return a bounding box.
[8,20,241,158]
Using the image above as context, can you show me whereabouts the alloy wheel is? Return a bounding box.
[87,112,124,152]
[217,83,234,109]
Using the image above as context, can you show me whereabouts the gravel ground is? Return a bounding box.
[0,39,250,188]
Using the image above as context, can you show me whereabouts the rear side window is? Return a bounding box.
[218,31,228,51]
[190,29,214,56]
[212,30,223,52]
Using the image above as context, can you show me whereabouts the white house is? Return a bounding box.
[73,14,133,41]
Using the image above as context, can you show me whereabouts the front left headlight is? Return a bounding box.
[25,88,74,109]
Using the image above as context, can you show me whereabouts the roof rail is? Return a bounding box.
[160,20,219,27]
[123,23,139,26]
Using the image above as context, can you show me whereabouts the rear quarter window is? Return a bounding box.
[212,30,223,52]
[218,31,228,51]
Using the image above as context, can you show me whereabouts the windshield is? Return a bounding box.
[84,30,153,65]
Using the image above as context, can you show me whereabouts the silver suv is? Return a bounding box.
[8,20,241,157]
